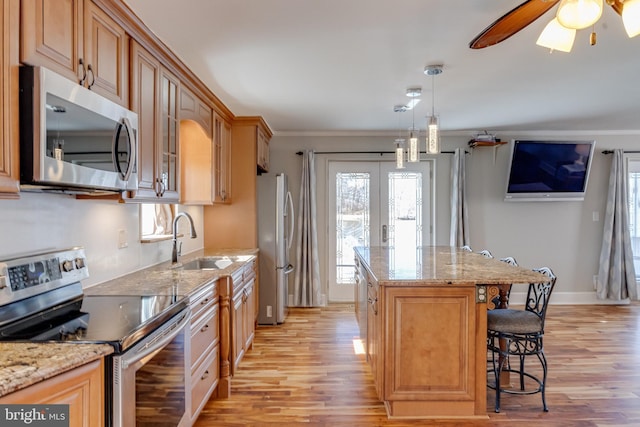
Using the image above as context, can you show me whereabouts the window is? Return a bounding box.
[626,156,640,278]
[140,204,175,242]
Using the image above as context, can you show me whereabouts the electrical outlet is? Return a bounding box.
[266,305,272,318]
[118,229,128,249]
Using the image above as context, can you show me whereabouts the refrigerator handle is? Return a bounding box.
[286,191,295,251]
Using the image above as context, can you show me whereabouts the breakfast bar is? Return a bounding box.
[353,246,549,419]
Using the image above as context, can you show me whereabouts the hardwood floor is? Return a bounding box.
[195,303,640,426]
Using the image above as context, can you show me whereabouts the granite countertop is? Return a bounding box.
[0,343,114,398]
[355,246,549,286]
[85,248,258,297]
[0,248,257,398]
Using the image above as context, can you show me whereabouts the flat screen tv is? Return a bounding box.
[504,139,595,201]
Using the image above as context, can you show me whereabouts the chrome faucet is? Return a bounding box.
[172,212,197,263]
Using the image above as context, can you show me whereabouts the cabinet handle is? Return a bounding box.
[200,323,209,333]
[201,370,209,380]
[78,58,87,85]
[201,298,210,305]
[155,178,165,197]
[87,64,95,89]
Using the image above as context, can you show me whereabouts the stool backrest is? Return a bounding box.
[478,249,493,259]
[525,267,557,331]
[499,256,518,266]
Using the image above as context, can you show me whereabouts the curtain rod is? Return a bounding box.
[295,150,464,155]
[603,150,640,154]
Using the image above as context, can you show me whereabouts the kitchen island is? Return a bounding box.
[354,246,549,419]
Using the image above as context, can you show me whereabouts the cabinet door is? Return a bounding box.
[83,0,128,105]
[256,126,269,173]
[243,279,255,351]
[159,68,180,203]
[231,290,244,373]
[213,112,231,204]
[20,0,84,82]
[0,359,104,427]
[0,0,19,197]
[129,40,160,200]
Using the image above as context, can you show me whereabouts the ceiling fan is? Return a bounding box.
[469,0,627,49]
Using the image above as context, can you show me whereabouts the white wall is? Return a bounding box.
[0,193,204,287]
[265,131,640,304]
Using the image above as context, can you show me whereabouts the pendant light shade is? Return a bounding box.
[426,115,440,154]
[424,64,443,155]
[556,0,603,30]
[408,130,419,162]
[393,105,407,169]
[395,138,405,169]
[623,0,640,38]
[536,17,577,52]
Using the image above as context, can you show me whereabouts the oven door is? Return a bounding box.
[111,308,190,427]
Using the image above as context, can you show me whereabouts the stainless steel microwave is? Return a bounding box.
[19,66,138,193]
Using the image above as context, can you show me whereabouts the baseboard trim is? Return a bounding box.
[508,291,631,305]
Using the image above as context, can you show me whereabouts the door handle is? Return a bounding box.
[382,224,388,243]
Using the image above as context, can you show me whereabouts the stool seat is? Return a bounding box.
[487,309,542,334]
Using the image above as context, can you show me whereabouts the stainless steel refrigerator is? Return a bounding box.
[258,173,295,324]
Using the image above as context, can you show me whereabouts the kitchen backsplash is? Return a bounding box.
[0,192,204,287]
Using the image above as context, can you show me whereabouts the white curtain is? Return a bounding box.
[293,151,322,306]
[597,149,638,301]
[450,147,470,247]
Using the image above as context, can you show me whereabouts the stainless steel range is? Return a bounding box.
[0,248,190,427]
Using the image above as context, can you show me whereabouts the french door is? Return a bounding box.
[328,161,433,302]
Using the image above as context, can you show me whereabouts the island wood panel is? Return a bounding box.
[383,285,482,418]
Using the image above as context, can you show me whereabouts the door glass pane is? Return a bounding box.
[336,172,370,285]
[388,171,422,275]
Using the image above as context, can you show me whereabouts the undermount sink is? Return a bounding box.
[177,255,252,271]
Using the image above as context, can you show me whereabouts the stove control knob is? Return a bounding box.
[61,260,75,272]
[75,258,85,269]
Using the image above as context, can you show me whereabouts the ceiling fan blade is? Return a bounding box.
[470,0,560,49]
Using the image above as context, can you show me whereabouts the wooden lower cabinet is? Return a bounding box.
[188,280,220,422]
[230,262,256,374]
[0,359,105,427]
[359,267,486,418]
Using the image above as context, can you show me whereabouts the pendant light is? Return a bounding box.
[406,88,421,163]
[393,105,406,169]
[424,64,442,155]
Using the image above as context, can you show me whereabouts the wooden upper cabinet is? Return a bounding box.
[20,0,128,106]
[213,112,232,204]
[129,40,180,203]
[83,0,128,105]
[180,87,214,205]
[0,0,20,198]
[256,126,270,174]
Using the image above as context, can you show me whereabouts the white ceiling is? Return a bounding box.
[123,0,640,136]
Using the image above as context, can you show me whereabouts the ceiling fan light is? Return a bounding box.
[536,18,577,52]
[556,0,603,30]
[623,0,640,38]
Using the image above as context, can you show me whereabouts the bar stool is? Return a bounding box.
[461,245,473,252]
[487,267,556,413]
